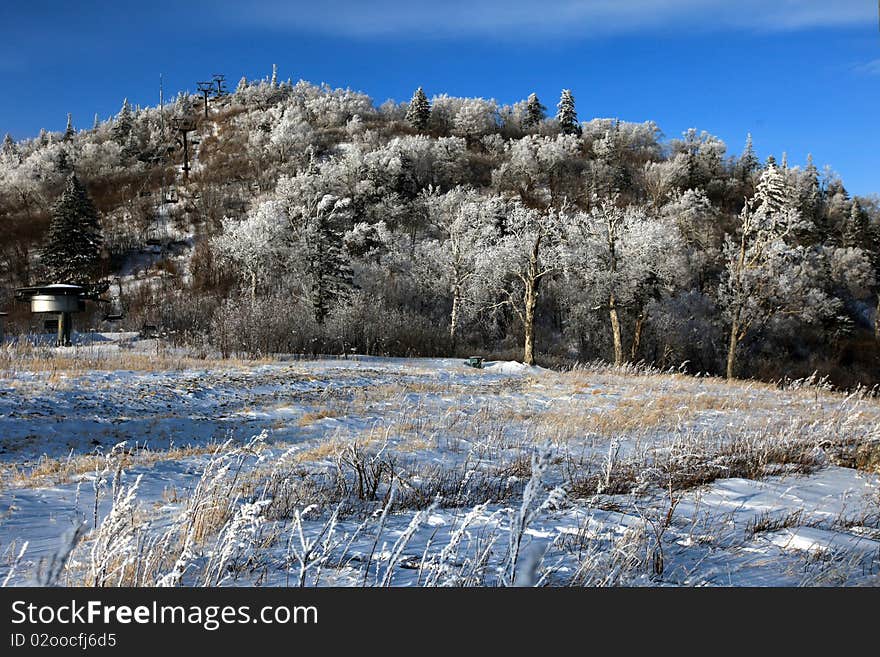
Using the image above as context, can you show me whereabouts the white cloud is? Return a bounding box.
[853,59,880,76]
[235,0,874,39]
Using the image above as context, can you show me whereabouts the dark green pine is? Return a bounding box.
[40,174,103,284]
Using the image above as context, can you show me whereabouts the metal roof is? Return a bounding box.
[15,282,109,301]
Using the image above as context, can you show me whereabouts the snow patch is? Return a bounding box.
[482,360,548,375]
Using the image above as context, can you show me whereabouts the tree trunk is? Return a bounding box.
[449,282,461,355]
[523,278,537,366]
[250,270,258,304]
[522,234,544,367]
[609,293,623,367]
[726,318,739,380]
[726,218,749,380]
[630,311,645,362]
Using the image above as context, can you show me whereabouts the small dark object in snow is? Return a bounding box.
[464,356,484,369]
[140,324,162,338]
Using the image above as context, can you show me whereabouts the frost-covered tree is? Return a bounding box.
[302,84,376,129]
[842,198,871,250]
[739,133,759,183]
[276,173,355,323]
[452,98,498,144]
[213,200,289,301]
[300,194,354,323]
[556,89,580,136]
[74,141,124,180]
[422,187,500,348]
[40,174,103,284]
[268,106,316,164]
[359,134,469,211]
[426,94,463,134]
[642,159,679,208]
[343,220,392,261]
[111,99,133,146]
[478,201,565,364]
[589,122,633,197]
[797,153,823,226]
[660,189,720,290]
[1,134,18,162]
[822,245,876,302]
[719,165,836,378]
[63,113,75,142]
[406,87,431,132]
[492,134,584,208]
[522,93,546,130]
[753,163,789,217]
[567,198,687,365]
[670,128,727,193]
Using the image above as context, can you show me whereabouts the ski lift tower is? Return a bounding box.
[171,116,196,181]
[196,81,214,118]
[212,74,227,97]
[15,283,108,346]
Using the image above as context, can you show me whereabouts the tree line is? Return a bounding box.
[1,76,878,385]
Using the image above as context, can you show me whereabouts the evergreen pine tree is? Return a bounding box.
[764,154,777,169]
[237,76,248,94]
[93,113,100,130]
[304,196,353,324]
[64,113,75,141]
[1,133,17,160]
[56,148,73,176]
[173,91,188,116]
[683,128,701,190]
[40,174,103,284]
[799,153,823,224]
[405,87,431,132]
[739,133,761,181]
[804,153,818,179]
[522,93,546,129]
[843,198,871,249]
[556,89,581,135]
[754,164,790,219]
[271,64,278,88]
[112,98,133,146]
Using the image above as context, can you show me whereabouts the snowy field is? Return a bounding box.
[0,339,878,587]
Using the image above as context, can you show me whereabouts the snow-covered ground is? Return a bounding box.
[0,348,878,586]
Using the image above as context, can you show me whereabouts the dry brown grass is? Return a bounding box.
[0,443,222,491]
[297,410,336,426]
[527,393,724,442]
[291,439,349,463]
[0,343,275,376]
[394,435,435,453]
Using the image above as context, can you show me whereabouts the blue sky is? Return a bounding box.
[1,1,878,194]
